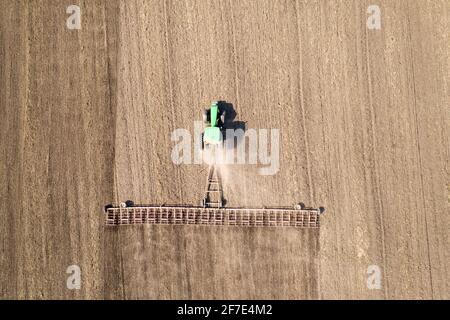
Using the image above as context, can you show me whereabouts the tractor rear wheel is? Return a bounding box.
[203,109,210,124]
[220,110,226,126]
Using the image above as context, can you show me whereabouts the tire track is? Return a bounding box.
[295,0,314,204]
[405,6,434,298]
[363,2,389,298]
[163,0,184,203]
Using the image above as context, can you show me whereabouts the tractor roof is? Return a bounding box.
[204,127,222,145]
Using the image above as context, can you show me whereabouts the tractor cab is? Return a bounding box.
[202,101,226,148]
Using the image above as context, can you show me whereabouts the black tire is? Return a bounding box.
[294,202,305,210]
[125,200,134,207]
[220,110,226,125]
[104,204,113,212]
[203,109,210,124]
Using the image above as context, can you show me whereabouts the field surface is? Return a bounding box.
[1,0,448,299]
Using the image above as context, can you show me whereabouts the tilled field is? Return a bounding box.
[1,0,448,299]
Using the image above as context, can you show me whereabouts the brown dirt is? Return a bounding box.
[0,0,448,299]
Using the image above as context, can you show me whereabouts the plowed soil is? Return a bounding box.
[1,0,448,299]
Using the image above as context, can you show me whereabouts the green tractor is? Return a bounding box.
[201,101,226,149]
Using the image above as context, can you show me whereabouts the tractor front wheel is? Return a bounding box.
[220,110,226,126]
